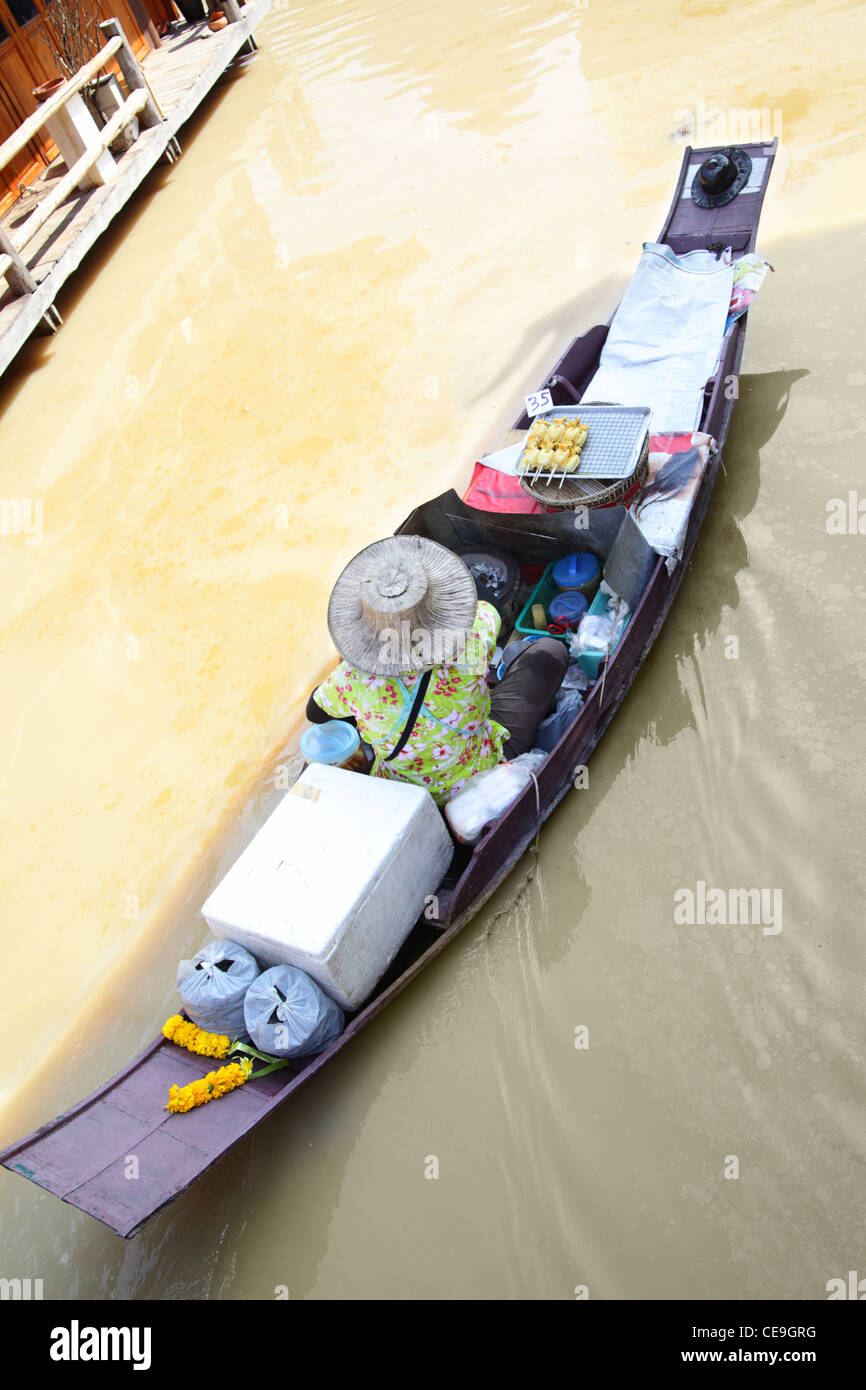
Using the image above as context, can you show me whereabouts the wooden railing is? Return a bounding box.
[0,7,257,317]
[0,18,168,306]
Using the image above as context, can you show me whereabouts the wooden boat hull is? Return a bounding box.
[0,141,777,1237]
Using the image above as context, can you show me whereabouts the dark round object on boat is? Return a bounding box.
[691,147,752,208]
[456,545,521,611]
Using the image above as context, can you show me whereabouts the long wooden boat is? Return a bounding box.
[0,141,777,1236]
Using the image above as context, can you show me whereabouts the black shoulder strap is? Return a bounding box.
[384,671,432,762]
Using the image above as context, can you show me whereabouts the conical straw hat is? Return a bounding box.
[327,536,478,676]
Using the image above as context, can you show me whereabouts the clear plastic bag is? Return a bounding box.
[569,583,630,659]
[244,964,344,1058]
[561,659,590,692]
[535,687,584,752]
[177,939,260,1038]
[445,750,547,845]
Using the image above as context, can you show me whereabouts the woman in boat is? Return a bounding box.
[306,535,567,806]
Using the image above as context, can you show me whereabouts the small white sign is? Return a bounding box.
[524,388,553,417]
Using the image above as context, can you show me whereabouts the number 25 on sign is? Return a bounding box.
[524,388,553,417]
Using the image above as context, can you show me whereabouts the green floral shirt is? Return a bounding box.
[314,602,509,805]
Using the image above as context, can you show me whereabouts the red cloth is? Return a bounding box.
[648,433,694,455]
[462,462,548,514]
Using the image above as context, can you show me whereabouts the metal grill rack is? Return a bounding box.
[517,404,651,489]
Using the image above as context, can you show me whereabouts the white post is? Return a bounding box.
[219,0,257,55]
[0,223,63,331]
[12,91,148,253]
[0,224,38,296]
[44,91,117,190]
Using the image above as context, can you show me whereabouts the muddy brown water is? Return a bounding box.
[0,0,864,1298]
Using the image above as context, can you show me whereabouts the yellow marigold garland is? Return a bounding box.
[162,1025,293,1115]
[162,1014,231,1059]
[165,1058,254,1114]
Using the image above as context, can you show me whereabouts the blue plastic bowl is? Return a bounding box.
[300,721,360,766]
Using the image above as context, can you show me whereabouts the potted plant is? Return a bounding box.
[30,0,125,185]
[32,76,66,104]
[33,0,103,107]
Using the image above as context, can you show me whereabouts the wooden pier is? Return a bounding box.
[0,0,271,381]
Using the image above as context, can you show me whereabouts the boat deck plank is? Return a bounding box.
[7,1101,154,1197]
[3,1036,285,1233]
[66,1128,230,1232]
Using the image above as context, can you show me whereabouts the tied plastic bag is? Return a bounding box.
[244,964,344,1059]
[177,939,260,1039]
[445,750,547,845]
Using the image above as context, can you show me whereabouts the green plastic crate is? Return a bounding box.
[514,562,567,643]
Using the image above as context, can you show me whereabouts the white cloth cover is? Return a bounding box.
[582,243,734,434]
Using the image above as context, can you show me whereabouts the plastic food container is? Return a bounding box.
[300,721,367,773]
[516,559,592,643]
[552,552,601,597]
[548,591,589,626]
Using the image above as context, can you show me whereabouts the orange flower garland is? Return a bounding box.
[162,1014,231,1059]
[165,1059,253,1114]
[162,1017,292,1113]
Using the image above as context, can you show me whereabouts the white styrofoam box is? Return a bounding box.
[201,764,453,1011]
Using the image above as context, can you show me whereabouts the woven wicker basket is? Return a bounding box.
[519,436,649,511]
